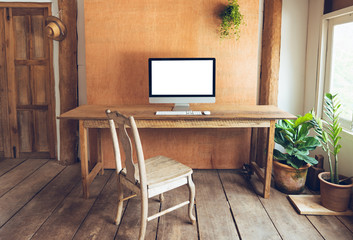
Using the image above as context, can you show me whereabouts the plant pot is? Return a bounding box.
[273,161,310,194]
[318,172,353,212]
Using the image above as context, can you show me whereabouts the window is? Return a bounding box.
[321,11,353,131]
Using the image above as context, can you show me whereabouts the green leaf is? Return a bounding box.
[297,137,321,151]
[294,113,312,128]
[284,135,295,145]
[284,119,295,127]
[334,144,342,155]
[287,160,301,169]
[293,151,318,166]
[297,123,311,140]
[325,92,333,100]
[273,149,289,161]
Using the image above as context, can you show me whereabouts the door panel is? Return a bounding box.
[18,110,33,152]
[16,65,31,105]
[35,110,49,152]
[32,15,45,59]
[0,4,55,158]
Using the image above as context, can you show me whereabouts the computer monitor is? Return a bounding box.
[149,58,216,111]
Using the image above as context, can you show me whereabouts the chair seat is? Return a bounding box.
[121,155,192,189]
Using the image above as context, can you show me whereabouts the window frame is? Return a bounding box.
[316,6,353,131]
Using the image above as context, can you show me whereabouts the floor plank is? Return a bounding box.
[250,176,324,240]
[219,170,281,240]
[307,215,353,239]
[0,164,80,239]
[0,159,351,240]
[157,185,198,240]
[338,216,353,233]
[0,161,65,227]
[116,195,161,240]
[0,158,26,176]
[193,170,239,240]
[0,159,48,197]
[31,170,111,239]
[73,171,120,240]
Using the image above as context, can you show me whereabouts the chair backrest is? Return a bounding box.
[106,110,147,188]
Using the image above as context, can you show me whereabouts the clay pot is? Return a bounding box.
[318,172,353,212]
[273,161,310,194]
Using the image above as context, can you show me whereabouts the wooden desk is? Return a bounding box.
[59,104,295,199]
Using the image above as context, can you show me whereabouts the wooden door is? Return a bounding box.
[0,4,56,159]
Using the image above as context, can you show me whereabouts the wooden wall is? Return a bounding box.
[84,0,259,169]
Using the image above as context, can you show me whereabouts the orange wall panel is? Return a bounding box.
[84,0,260,169]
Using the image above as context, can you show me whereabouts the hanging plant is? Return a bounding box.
[219,0,244,39]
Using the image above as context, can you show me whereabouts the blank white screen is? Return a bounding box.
[151,60,214,95]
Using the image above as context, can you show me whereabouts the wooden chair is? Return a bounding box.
[106,109,196,240]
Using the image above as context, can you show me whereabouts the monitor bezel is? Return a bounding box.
[148,57,216,98]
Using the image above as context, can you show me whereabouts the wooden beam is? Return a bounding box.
[0,9,12,157]
[58,0,78,165]
[259,0,282,106]
[255,0,282,167]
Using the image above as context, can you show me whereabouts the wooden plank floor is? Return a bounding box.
[0,158,352,240]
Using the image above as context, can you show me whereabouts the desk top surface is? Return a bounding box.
[58,104,296,121]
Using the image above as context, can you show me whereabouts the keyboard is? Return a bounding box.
[156,111,203,115]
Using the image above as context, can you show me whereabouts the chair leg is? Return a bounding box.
[115,177,124,225]
[187,174,196,225]
[159,193,164,202]
[139,192,148,240]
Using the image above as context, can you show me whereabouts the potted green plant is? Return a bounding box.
[219,0,244,39]
[311,93,353,212]
[273,112,321,194]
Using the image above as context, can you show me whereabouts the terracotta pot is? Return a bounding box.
[318,172,353,212]
[273,161,310,194]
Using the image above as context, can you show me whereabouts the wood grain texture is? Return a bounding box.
[250,177,323,240]
[0,9,10,156]
[79,120,89,198]
[0,8,7,153]
[219,170,281,240]
[1,164,352,239]
[337,216,353,233]
[259,0,282,106]
[4,7,18,158]
[0,158,26,176]
[0,159,47,197]
[307,215,353,239]
[84,0,260,169]
[116,196,160,240]
[72,172,120,240]
[31,171,110,240]
[60,104,294,169]
[256,0,283,167]
[0,161,64,227]
[263,119,275,198]
[193,170,239,240]
[288,195,353,216]
[1,4,55,158]
[157,185,198,240]
[60,104,294,120]
[58,0,78,165]
[0,164,80,240]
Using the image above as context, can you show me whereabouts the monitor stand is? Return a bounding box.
[172,103,190,111]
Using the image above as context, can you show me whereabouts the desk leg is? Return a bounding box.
[263,120,275,199]
[79,120,89,199]
[97,129,104,175]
